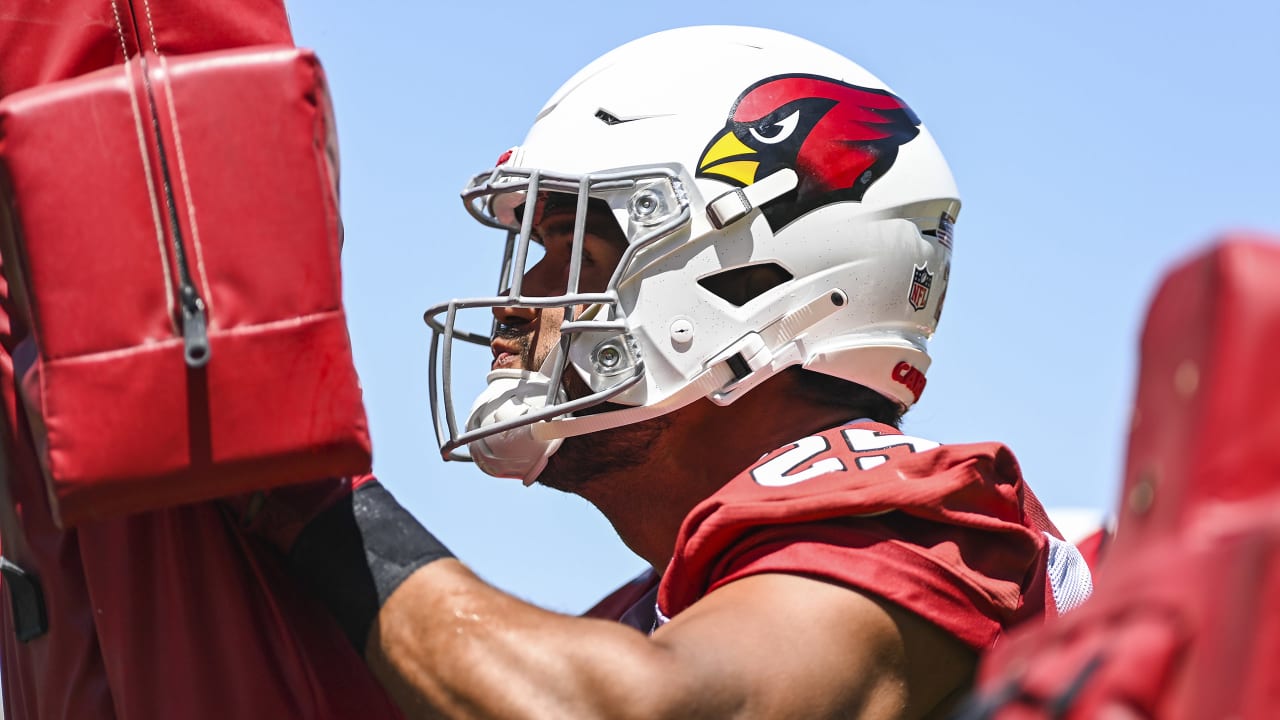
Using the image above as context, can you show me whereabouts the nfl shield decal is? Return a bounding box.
[909,264,933,311]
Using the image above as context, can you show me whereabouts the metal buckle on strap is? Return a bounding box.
[0,556,48,642]
[705,169,798,229]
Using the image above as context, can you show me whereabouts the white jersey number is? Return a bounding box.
[751,428,940,487]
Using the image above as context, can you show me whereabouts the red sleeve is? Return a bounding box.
[703,514,1036,650]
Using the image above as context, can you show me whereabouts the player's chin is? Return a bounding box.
[535,411,673,493]
[558,371,617,416]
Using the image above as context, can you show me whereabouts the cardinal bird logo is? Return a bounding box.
[697,73,921,228]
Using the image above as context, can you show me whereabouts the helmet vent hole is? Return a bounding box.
[595,109,624,125]
[697,263,793,307]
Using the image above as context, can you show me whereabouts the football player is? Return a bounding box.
[290,25,1092,719]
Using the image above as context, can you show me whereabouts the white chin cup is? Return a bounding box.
[465,369,566,484]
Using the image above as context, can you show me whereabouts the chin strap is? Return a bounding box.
[531,363,737,442]
[464,368,566,483]
[705,169,797,229]
[706,288,848,405]
[532,287,848,440]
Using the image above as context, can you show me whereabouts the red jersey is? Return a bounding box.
[591,422,1088,650]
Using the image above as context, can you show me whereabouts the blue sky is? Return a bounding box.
[287,1,1280,613]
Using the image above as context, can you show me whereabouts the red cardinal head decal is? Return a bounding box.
[697,74,920,228]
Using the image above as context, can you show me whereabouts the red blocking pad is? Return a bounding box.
[0,0,292,97]
[971,237,1280,719]
[0,46,372,526]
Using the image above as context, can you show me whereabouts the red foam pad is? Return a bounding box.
[1117,237,1280,546]
[0,46,371,526]
[971,237,1280,719]
[0,0,292,97]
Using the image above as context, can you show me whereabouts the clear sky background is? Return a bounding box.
[286,1,1279,614]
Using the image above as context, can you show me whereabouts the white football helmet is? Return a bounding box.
[424,25,960,482]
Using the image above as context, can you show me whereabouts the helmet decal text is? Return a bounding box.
[892,361,928,403]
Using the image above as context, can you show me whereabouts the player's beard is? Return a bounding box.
[534,410,671,494]
[532,339,672,493]
[501,307,672,492]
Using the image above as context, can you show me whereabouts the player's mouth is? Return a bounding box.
[490,336,526,371]
[489,316,532,371]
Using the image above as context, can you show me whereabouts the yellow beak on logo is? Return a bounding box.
[698,128,759,187]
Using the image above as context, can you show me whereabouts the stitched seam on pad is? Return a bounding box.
[140,0,159,53]
[108,1,130,62]
[157,56,214,313]
[142,0,214,312]
[112,0,176,328]
[44,309,348,365]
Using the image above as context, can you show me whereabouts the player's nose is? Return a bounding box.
[517,254,570,297]
[491,302,537,326]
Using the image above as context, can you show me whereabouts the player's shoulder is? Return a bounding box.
[706,419,1022,506]
[665,421,1045,624]
[809,420,943,472]
[741,419,971,486]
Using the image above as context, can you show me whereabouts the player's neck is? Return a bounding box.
[579,379,858,571]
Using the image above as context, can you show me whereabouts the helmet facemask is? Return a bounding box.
[424,163,694,482]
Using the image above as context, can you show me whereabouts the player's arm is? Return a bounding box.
[271,480,974,718]
[364,558,975,720]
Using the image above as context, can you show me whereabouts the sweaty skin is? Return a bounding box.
[367,202,976,719]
